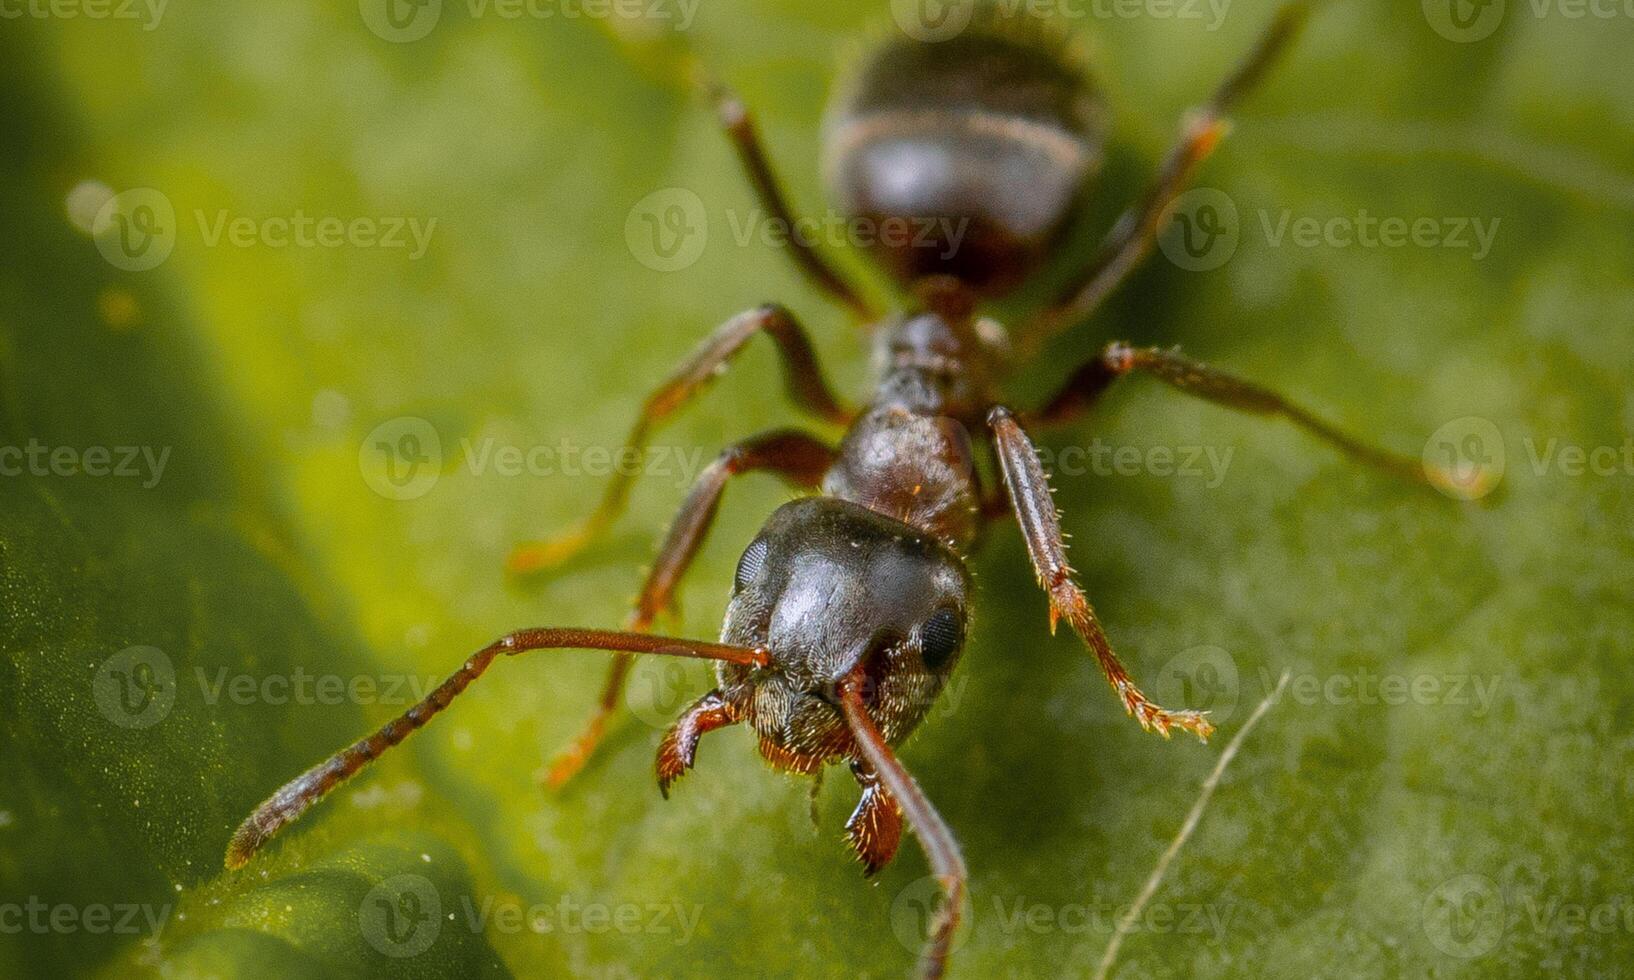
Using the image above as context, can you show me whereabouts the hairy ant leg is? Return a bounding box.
[1022,2,1313,352]
[708,81,876,321]
[507,305,850,575]
[544,430,836,789]
[1029,342,1463,492]
[987,406,1215,742]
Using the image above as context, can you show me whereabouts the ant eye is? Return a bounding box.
[734,536,769,593]
[919,607,963,670]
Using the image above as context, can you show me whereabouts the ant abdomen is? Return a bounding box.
[822,14,1106,295]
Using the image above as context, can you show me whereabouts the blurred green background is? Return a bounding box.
[2,0,1632,976]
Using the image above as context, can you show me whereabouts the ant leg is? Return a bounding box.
[542,430,836,789]
[987,406,1215,742]
[1031,342,1460,492]
[709,83,876,321]
[225,628,770,869]
[655,689,738,797]
[837,670,966,980]
[1021,2,1312,352]
[844,759,903,877]
[507,305,851,575]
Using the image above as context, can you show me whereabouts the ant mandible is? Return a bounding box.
[228,4,1454,976]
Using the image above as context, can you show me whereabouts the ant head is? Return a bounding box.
[716,497,971,767]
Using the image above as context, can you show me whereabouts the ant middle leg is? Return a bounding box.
[708,82,876,321]
[542,429,836,789]
[1022,2,1313,351]
[507,304,851,576]
[1029,342,1460,492]
[987,406,1215,742]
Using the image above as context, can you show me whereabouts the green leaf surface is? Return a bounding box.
[2,1,1631,977]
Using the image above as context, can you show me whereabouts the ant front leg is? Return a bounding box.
[708,82,876,321]
[1030,342,1463,493]
[543,430,836,789]
[987,406,1215,742]
[1021,2,1312,352]
[507,305,851,575]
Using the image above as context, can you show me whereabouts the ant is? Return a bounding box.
[228,4,1461,976]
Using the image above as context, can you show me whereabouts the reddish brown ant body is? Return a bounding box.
[229,5,1451,975]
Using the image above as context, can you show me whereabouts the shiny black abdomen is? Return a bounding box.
[823,17,1105,295]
